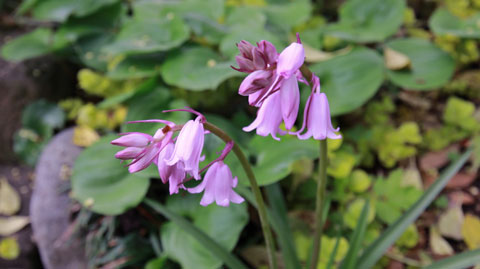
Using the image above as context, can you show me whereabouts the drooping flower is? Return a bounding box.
[295,75,341,140]
[243,91,286,140]
[166,117,205,179]
[157,142,186,194]
[235,35,306,138]
[112,126,174,173]
[188,160,244,207]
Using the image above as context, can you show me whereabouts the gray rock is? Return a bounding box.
[30,128,87,269]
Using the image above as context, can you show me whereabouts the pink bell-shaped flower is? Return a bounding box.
[188,161,244,207]
[295,75,341,140]
[158,142,186,194]
[243,91,286,141]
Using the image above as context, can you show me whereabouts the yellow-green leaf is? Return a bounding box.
[0,237,20,260]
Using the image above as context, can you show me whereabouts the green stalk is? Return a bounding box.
[309,139,328,269]
[203,122,277,269]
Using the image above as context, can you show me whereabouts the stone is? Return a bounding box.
[30,128,87,269]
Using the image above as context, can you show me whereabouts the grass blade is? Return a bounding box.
[144,198,248,269]
[326,234,341,269]
[424,248,480,269]
[340,200,370,269]
[357,148,473,269]
[265,184,302,269]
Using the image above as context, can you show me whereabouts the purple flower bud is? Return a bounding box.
[111,133,152,147]
[276,42,305,79]
[234,55,255,73]
[115,147,143,160]
[239,70,273,96]
[252,48,266,70]
[188,161,244,207]
[243,91,286,140]
[166,118,205,179]
[257,40,278,66]
[237,40,255,59]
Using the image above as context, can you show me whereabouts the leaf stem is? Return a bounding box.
[310,139,328,269]
[203,122,277,269]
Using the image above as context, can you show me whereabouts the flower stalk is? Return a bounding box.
[309,139,328,269]
[203,122,277,269]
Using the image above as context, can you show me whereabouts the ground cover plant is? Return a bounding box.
[1,0,480,268]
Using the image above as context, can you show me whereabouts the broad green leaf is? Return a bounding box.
[55,3,124,43]
[103,15,189,55]
[309,47,384,116]
[146,196,248,269]
[133,0,225,21]
[358,148,473,269]
[73,33,115,71]
[262,0,311,31]
[385,38,456,90]
[226,6,267,30]
[121,86,189,135]
[247,135,318,186]
[107,53,163,79]
[31,0,120,22]
[71,136,150,215]
[326,0,405,42]
[14,100,65,165]
[161,47,239,91]
[1,28,53,62]
[21,100,65,137]
[429,9,480,38]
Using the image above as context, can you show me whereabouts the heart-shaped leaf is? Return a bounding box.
[1,28,54,62]
[309,47,384,116]
[161,194,248,269]
[71,135,150,215]
[429,9,480,38]
[326,0,405,42]
[103,15,189,55]
[30,0,120,22]
[161,47,240,91]
[385,38,456,90]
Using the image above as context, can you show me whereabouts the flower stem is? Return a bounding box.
[310,139,328,269]
[203,122,277,269]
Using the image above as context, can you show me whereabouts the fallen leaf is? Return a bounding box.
[72,125,100,147]
[430,227,454,256]
[462,214,480,250]
[384,47,411,70]
[403,161,423,190]
[446,172,477,189]
[0,237,20,260]
[0,216,29,236]
[438,205,464,240]
[304,44,351,63]
[0,178,21,215]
